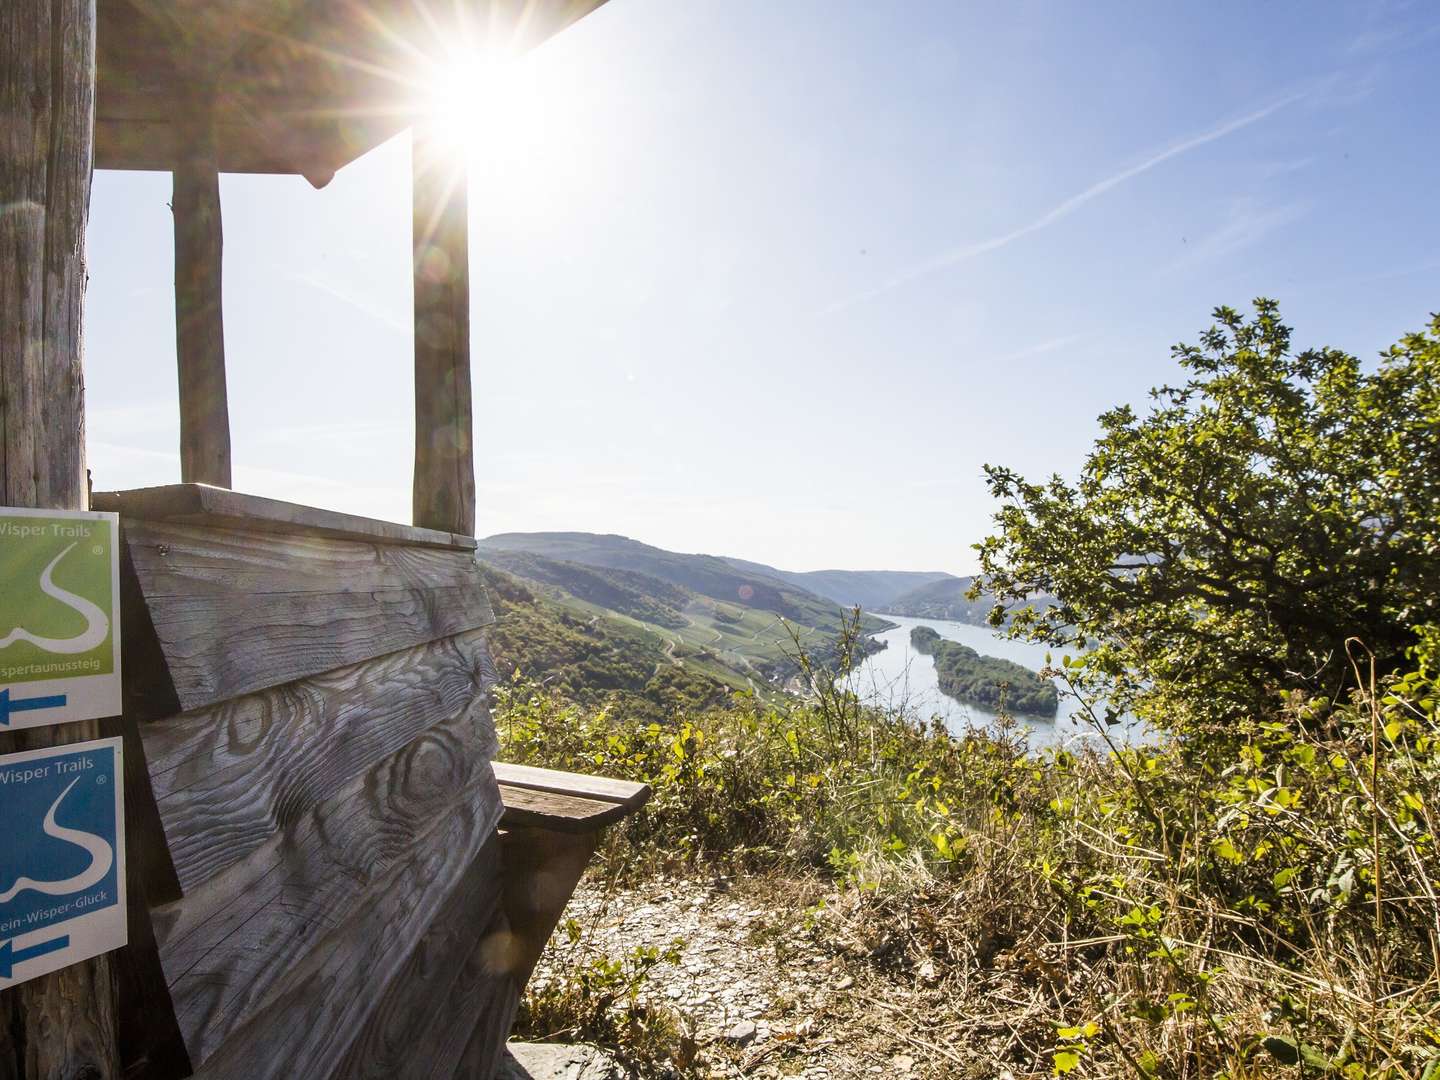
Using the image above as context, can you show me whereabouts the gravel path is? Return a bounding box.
[525,873,961,1079]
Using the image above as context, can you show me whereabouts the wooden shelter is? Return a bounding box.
[1,0,642,1077]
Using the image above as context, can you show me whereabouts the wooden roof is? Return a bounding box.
[96,0,607,186]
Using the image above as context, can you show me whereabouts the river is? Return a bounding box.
[844,614,1143,749]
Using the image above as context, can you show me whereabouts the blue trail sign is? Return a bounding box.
[0,737,127,989]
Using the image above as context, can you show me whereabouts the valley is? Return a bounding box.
[477,533,904,702]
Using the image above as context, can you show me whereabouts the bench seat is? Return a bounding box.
[494,762,650,834]
[490,761,651,993]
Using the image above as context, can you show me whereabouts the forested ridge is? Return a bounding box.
[908,625,1058,716]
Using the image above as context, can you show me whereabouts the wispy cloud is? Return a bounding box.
[1168,199,1312,273]
[287,270,410,335]
[1254,156,1316,181]
[1302,257,1440,291]
[821,92,1309,316]
[984,334,1084,367]
[1347,20,1440,57]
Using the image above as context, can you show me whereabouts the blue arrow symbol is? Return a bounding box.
[0,934,71,980]
[0,688,68,727]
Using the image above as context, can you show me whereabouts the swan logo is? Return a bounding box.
[0,737,126,989]
[0,508,122,729]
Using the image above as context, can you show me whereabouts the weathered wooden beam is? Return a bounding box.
[172,89,232,488]
[142,630,495,892]
[152,700,503,1075]
[0,0,120,1073]
[331,839,515,1080]
[119,518,493,711]
[411,127,475,536]
[95,483,478,550]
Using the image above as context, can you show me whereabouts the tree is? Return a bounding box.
[974,300,1440,733]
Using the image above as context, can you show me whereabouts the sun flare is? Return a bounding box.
[421,47,531,161]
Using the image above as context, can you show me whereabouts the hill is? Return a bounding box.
[882,575,990,622]
[481,548,691,630]
[720,559,956,612]
[479,565,738,719]
[478,533,890,688]
[482,533,848,627]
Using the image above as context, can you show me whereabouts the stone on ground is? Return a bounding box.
[497,1042,622,1080]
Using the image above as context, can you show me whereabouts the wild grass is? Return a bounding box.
[495,624,1440,1077]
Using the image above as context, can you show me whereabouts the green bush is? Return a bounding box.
[495,626,1440,1076]
[975,302,1440,735]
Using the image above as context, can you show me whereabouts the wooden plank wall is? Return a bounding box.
[97,490,521,1080]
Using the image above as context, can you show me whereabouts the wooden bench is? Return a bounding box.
[493,763,651,989]
[495,762,651,832]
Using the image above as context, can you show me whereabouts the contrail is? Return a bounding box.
[822,92,1307,315]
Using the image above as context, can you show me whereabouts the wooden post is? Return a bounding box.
[172,88,232,488]
[0,0,120,1074]
[411,127,476,536]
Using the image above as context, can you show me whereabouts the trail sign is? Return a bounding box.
[0,508,122,729]
[0,737,127,989]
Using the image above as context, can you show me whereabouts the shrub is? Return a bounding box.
[975,302,1440,735]
[495,626,1440,1076]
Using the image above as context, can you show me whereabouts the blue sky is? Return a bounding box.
[84,0,1440,573]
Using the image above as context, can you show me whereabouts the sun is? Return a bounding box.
[421,47,531,162]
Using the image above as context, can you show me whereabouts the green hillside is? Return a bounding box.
[481,549,691,629]
[477,533,890,689]
[720,558,955,611]
[883,575,988,622]
[480,566,739,720]
[480,532,872,631]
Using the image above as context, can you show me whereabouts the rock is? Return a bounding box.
[891,1053,915,1072]
[498,1042,622,1080]
[723,1020,758,1046]
[834,975,855,990]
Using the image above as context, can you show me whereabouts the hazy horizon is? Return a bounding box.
[84,1,1440,575]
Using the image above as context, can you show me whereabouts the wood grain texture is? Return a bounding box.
[499,829,596,989]
[498,785,642,833]
[121,520,493,711]
[105,710,191,1080]
[118,527,183,726]
[448,940,525,1080]
[330,837,517,1080]
[93,484,477,551]
[0,0,119,1072]
[0,0,91,510]
[144,630,495,892]
[492,762,651,809]
[154,698,503,1072]
[122,519,483,596]
[412,127,475,537]
[182,806,503,1080]
[172,91,231,489]
[437,920,522,1080]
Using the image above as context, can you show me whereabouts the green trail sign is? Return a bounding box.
[0,508,122,729]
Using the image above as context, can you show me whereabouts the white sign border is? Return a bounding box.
[0,735,128,990]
